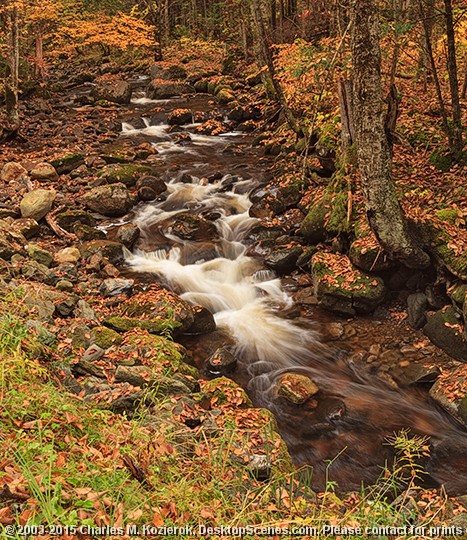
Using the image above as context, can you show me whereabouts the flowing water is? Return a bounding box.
[121,93,467,494]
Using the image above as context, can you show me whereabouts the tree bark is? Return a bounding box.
[5,7,20,126]
[443,0,463,157]
[351,0,429,269]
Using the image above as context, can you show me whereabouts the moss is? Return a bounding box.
[327,191,349,233]
[50,153,84,173]
[449,283,467,307]
[97,164,152,187]
[199,377,252,408]
[435,208,461,225]
[429,149,454,172]
[93,326,123,349]
[104,316,181,335]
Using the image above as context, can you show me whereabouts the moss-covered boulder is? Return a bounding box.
[349,220,394,272]
[198,377,252,408]
[50,153,84,174]
[423,306,467,362]
[104,286,195,336]
[93,326,123,349]
[311,251,386,315]
[429,364,467,426]
[97,164,153,187]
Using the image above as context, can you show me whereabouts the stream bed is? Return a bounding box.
[119,92,467,494]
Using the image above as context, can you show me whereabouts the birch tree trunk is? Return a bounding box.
[351,0,429,269]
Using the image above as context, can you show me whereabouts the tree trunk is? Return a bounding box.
[338,78,354,150]
[443,0,463,157]
[5,7,20,127]
[351,0,429,269]
[35,30,44,79]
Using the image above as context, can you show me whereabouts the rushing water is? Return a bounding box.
[122,94,467,494]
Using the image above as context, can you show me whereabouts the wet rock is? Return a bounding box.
[54,209,96,232]
[430,365,467,425]
[1,162,27,183]
[146,80,194,99]
[136,175,167,201]
[249,184,301,218]
[20,189,56,221]
[83,183,133,217]
[311,252,386,316]
[27,243,53,267]
[167,108,193,125]
[91,79,132,104]
[97,164,153,187]
[50,153,84,174]
[247,454,272,481]
[407,293,428,329]
[265,246,303,274]
[100,148,136,164]
[185,305,216,335]
[276,373,319,405]
[206,347,237,376]
[317,398,346,423]
[55,247,81,265]
[115,223,140,249]
[322,322,344,341]
[424,306,467,362]
[162,213,217,242]
[80,240,125,265]
[99,278,134,297]
[392,362,441,386]
[13,218,40,239]
[30,162,58,181]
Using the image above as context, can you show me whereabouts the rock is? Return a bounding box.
[13,218,40,239]
[407,293,428,329]
[424,307,467,362]
[105,286,194,336]
[392,362,441,386]
[322,322,345,341]
[55,247,81,265]
[74,299,98,321]
[30,162,58,181]
[93,326,122,349]
[430,364,467,425]
[54,209,96,232]
[83,183,133,217]
[50,153,84,174]
[146,80,194,99]
[249,184,301,219]
[80,240,124,265]
[206,347,237,376]
[23,284,78,319]
[99,278,134,297]
[184,306,216,335]
[161,212,217,242]
[265,246,303,274]
[349,236,393,273]
[100,148,136,164]
[167,108,193,125]
[74,345,106,378]
[97,164,153,187]
[82,344,105,362]
[74,224,106,242]
[20,260,57,285]
[247,454,272,481]
[276,373,319,405]
[27,243,53,267]
[150,63,187,80]
[228,105,260,122]
[1,162,27,183]
[311,252,386,316]
[56,279,74,292]
[115,223,140,249]
[26,320,56,346]
[115,365,151,387]
[0,220,27,260]
[91,80,132,104]
[20,189,56,221]
[136,175,167,201]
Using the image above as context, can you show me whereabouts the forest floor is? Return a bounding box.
[0,40,466,538]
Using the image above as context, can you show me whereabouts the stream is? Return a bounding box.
[119,92,467,495]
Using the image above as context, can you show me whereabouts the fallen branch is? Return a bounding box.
[45,205,78,243]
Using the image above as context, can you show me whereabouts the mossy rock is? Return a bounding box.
[436,208,463,226]
[448,283,467,308]
[50,153,84,174]
[194,78,208,93]
[55,209,96,232]
[104,316,180,336]
[430,365,467,426]
[97,164,153,187]
[198,377,252,408]
[301,190,350,244]
[93,326,123,349]
[311,251,386,315]
[216,88,235,104]
[79,241,124,265]
[349,220,394,272]
[100,148,136,165]
[423,306,467,362]
[424,219,467,280]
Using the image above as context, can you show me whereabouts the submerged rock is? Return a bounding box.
[206,347,237,376]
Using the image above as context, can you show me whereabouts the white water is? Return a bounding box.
[126,173,322,368]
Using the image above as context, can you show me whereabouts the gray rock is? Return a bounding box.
[115,365,150,387]
[20,189,56,221]
[136,175,167,202]
[83,183,132,217]
[265,246,303,274]
[99,278,134,297]
[92,80,132,104]
[28,243,53,267]
[407,293,428,329]
[424,306,467,362]
[74,299,98,321]
[116,224,140,249]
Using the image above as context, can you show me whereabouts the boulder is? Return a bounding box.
[92,80,132,104]
[311,252,386,316]
[99,148,136,164]
[97,164,153,187]
[161,212,217,242]
[27,243,53,267]
[429,364,467,426]
[167,108,193,126]
[265,246,303,274]
[184,305,216,335]
[30,162,59,181]
[80,240,125,265]
[54,209,96,232]
[150,64,187,80]
[146,80,194,100]
[55,247,81,265]
[136,175,167,202]
[20,189,56,221]
[249,184,301,219]
[276,373,319,405]
[424,307,467,362]
[50,153,84,174]
[407,293,428,329]
[99,278,134,297]
[115,223,140,249]
[83,183,133,217]
[206,347,237,376]
[1,162,27,183]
